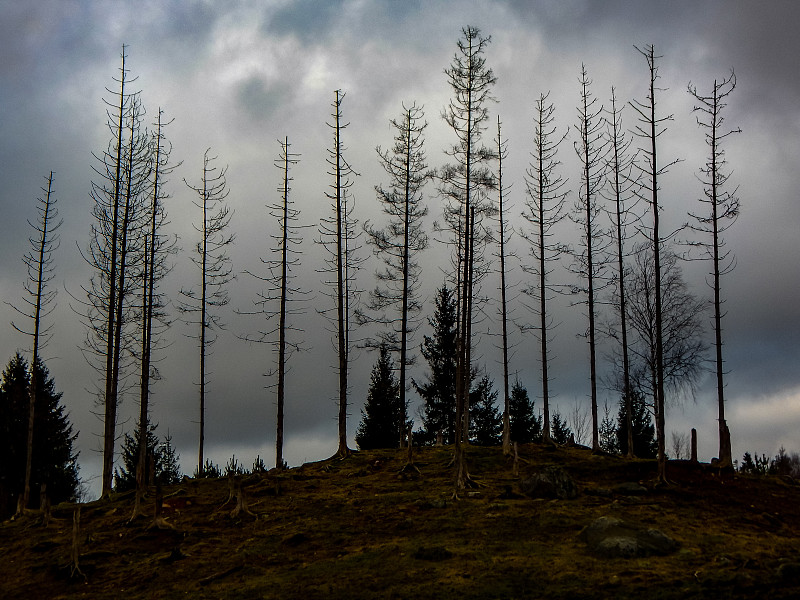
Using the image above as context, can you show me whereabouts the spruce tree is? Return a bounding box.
[469,375,501,446]
[413,286,458,444]
[508,379,541,444]
[0,354,79,517]
[551,411,572,445]
[616,390,657,458]
[355,345,403,450]
[114,421,181,491]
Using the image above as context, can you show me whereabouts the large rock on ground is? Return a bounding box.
[580,516,678,558]
[520,466,579,500]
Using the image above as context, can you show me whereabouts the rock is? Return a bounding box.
[580,516,678,558]
[520,466,579,500]
[777,562,800,583]
[613,482,648,495]
[586,487,612,497]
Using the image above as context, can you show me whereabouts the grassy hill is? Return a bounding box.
[2,444,800,599]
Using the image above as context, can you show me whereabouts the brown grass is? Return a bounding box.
[2,444,800,599]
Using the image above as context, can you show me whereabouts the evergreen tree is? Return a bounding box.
[413,286,458,444]
[356,344,404,450]
[0,354,79,517]
[508,379,541,444]
[616,390,657,458]
[469,375,501,446]
[599,403,619,454]
[114,421,181,491]
[551,411,572,445]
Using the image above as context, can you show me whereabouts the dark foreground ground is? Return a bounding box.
[2,444,800,599]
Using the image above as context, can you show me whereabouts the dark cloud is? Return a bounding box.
[1,1,798,495]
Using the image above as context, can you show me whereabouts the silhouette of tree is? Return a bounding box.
[508,378,541,444]
[318,90,362,458]
[363,102,431,447]
[520,92,569,444]
[629,45,681,481]
[569,64,609,451]
[687,71,740,468]
[180,148,234,472]
[9,171,62,511]
[355,344,404,450]
[414,286,458,445]
[0,354,79,519]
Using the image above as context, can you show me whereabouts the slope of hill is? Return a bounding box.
[2,444,800,599]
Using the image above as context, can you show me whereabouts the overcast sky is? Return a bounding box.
[2,1,799,497]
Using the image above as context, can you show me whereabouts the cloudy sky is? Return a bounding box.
[1,1,799,496]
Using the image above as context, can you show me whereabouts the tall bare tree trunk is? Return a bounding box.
[19,173,57,511]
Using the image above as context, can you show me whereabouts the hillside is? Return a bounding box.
[2,444,800,599]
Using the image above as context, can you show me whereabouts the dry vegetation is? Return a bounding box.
[2,444,800,599]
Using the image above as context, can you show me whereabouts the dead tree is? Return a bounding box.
[240,137,308,470]
[569,64,609,452]
[133,110,178,519]
[362,102,432,447]
[603,88,639,458]
[520,92,569,444]
[495,117,514,456]
[629,44,681,482]
[180,149,234,472]
[318,90,361,458]
[10,172,62,511]
[439,26,496,492]
[75,48,151,495]
[687,72,740,469]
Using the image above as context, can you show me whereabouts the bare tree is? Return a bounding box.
[318,90,361,458]
[180,149,234,472]
[520,92,569,444]
[670,430,689,460]
[567,400,590,446]
[629,44,681,482]
[687,72,740,468]
[439,26,496,492]
[624,244,707,439]
[75,48,152,494]
[241,137,308,470]
[133,110,178,519]
[495,117,513,455]
[603,88,639,457]
[362,103,432,447]
[9,172,62,511]
[569,64,609,452]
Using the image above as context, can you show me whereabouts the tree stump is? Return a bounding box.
[230,476,255,518]
[148,481,176,530]
[690,428,698,464]
[40,484,51,527]
[70,506,85,580]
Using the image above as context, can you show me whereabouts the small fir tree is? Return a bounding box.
[355,344,404,450]
[599,403,619,454]
[114,421,182,491]
[413,286,458,444]
[469,375,501,446]
[508,379,541,444]
[551,411,572,445]
[616,390,657,458]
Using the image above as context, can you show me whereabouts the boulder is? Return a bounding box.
[580,516,678,558]
[613,482,648,495]
[520,466,579,500]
